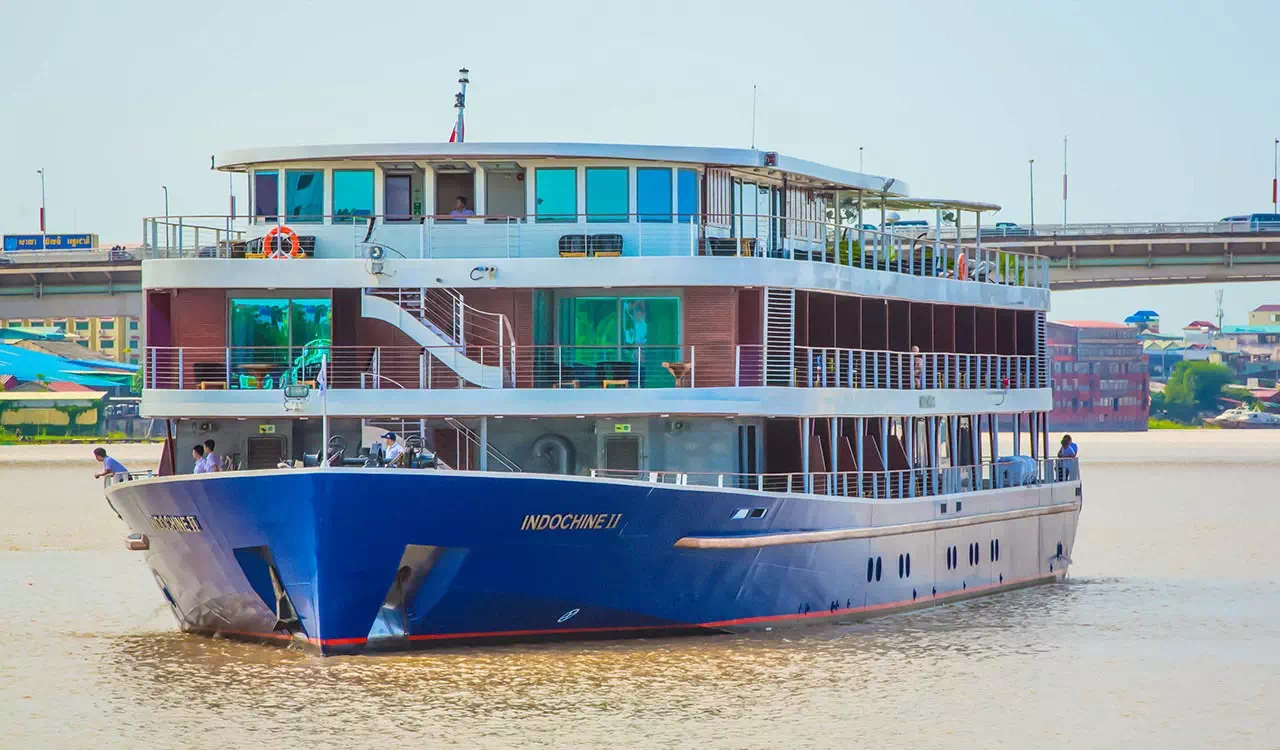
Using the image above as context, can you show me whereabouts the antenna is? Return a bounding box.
[452,68,469,143]
[750,84,757,149]
[1215,289,1225,332]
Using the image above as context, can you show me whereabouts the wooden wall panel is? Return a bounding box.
[684,287,737,387]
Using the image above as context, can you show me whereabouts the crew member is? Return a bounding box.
[449,196,475,217]
[380,431,406,465]
[192,444,207,473]
[93,447,128,479]
[1056,434,1079,481]
[203,439,220,472]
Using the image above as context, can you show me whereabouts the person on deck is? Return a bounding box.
[191,444,207,473]
[203,439,220,473]
[93,448,128,480]
[449,196,475,217]
[1056,434,1079,481]
[380,432,406,465]
[910,345,925,389]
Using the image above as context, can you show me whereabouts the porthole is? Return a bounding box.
[875,556,882,582]
[1057,542,1064,557]
[968,543,974,566]
[995,539,1000,562]
[975,542,980,565]
[867,557,874,583]
[990,540,995,561]
[906,553,912,578]
[898,554,904,579]
[945,546,952,570]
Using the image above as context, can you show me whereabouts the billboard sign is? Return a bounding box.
[2,233,99,251]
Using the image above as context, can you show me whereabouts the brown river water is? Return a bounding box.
[1,433,1277,749]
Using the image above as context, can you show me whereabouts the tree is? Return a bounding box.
[1163,361,1233,414]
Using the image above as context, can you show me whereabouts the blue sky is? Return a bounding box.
[1,0,1277,327]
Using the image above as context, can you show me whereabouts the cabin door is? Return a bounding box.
[597,419,647,473]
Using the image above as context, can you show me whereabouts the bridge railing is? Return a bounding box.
[941,220,1280,240]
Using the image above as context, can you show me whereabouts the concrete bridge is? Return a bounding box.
[972,222,1280,290]
[3,221,1279,320]
[0,249,142,319]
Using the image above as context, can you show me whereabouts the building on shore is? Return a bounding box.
[1248,304,1280,326]
[1048,320,1149,431]
[0,315,141,364]
[1124,309,1160,333]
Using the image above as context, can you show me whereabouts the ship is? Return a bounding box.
[104,132,1080,654]
[1204,406,1280,428]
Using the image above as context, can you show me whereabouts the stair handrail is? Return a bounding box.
[444,417,522,472]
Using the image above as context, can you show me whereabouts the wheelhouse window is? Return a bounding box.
[555,295,681,387]
[677,168,698,223]
[636,168,673,223]
[285,170,323,223]
[253,170,279,221]
[535,168,577,223]
[586,167,628,222]
[332,170,374,224]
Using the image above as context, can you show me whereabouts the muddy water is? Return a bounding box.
[1,434,1277,749]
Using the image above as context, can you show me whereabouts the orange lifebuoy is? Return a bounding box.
[262,225,302,258]
[956,252,968,280]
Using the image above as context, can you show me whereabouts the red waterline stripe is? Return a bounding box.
[186,573,1061,647]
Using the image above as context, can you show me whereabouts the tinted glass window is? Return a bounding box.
[285,170,323,223]
[385,175,412,220]
[535,168,577,223]
[677,168,698,223]
[253,170,279,220]
[586,167,628,222]
[332,170,374,224]
[636,168,672,223]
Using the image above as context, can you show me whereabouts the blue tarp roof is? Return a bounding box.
[0,344,137,388]
[1124,310,1160,323]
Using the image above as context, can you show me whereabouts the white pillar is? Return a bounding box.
[801,417,811,494]
[479,416,489,471]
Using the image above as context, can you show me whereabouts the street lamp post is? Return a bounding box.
[859,146,864,172]
[37,169,46,243]
[1028,159,1036,234]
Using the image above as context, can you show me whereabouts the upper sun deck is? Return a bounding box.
[139,141,1048,302]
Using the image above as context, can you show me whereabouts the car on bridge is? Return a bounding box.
[980,221,1032,237]
[1218,213,1280,231]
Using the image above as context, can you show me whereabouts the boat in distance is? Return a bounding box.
[105,125,1080,653]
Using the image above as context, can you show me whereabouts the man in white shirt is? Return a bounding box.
[380,431,406,465]
[202,439,221,473]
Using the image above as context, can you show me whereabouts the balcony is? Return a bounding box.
[144,345,1045,392]
[139,214,1051,291]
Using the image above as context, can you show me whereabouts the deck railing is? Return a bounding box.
[144,345,1045,392]
[591,457,1078,500]
[138,213,1050,290]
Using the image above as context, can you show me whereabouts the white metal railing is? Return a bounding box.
[144,345,1047,392]
[591,457,1078,500]
[138,213,1050,290]
[734,346,1044,389]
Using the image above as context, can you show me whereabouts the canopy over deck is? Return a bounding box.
[877,197,1002,213]
[215,141,910,197]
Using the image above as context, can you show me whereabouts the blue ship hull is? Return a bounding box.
[106,470,1080,654]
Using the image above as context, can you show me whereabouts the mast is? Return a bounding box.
[453,68,470,143]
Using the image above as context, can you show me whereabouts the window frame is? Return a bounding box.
[284,169,325,224]
[331,169,375,225]
[534,167,578,223]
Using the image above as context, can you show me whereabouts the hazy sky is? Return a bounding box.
[2,0,1278,327]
